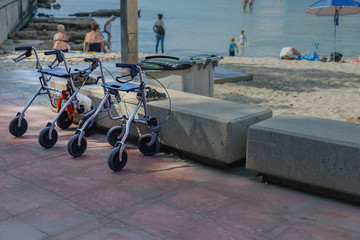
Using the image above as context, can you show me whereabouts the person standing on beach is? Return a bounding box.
[238,30,247,46]
[53,24,70,52]
[229,37,238,56]
[104,15,115,46]
[153,13,166,54]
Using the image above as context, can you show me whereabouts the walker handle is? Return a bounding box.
[13,46,33,62]
[15,46,33,51]
[116,63,139,78]
[44,50,61,56]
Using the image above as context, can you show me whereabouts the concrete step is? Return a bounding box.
[246,113,360,197]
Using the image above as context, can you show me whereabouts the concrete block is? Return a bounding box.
[246,113,360,196]
[51,78,272,165]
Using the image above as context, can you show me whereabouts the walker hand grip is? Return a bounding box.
[116,63,139,78]
[44,50,61,55]
[15,46,33,51]
[84,58,99,63]
[116,63,137,68]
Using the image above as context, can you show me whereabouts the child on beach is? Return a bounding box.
[229,37,238,56]
[238,30,247,46]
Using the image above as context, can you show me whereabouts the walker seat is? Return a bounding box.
[101,81,141,92]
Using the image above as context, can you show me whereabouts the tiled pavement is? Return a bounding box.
[0,70,360,239]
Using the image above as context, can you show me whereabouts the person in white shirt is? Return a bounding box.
[104,15,115,45]
[238,30,247,46]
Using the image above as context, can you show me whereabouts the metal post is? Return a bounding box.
[120,0,138,64]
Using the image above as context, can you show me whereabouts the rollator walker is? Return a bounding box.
[9,46,97,148]
[66,62,160,172]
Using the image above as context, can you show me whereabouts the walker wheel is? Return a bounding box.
[108,148,128,172]
[137,133,160,156]
[57,111,73,130]
[9,116,28,137]
[67,134,87,157]
[38,126,58,149]
[106,126,125,146]
[78,117,97,137]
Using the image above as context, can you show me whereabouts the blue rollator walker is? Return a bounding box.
[9,46,97,149]
[66,63,160,172]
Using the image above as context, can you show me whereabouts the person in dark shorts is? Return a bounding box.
[83,24,106,52]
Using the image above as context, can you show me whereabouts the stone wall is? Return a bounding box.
[0,0,37,42]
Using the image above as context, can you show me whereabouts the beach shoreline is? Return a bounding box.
[1,50,360,124]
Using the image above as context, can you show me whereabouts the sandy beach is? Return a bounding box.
[1,50,360,124]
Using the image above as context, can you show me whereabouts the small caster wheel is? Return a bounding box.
[67,134,87,157]
[108,148,128,172]
[57,111,73,130]
[78,117,97,137]
[138,133,160,156]
[9,116,28,137]
[38,126,58,149]
[106,126,125,146]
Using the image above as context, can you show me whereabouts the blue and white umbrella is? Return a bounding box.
[305,0,360,55]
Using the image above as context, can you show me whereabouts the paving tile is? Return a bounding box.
[211,198,289,236]
[170,219,259,240]
[0,208,11,222]
[119,201,201,239]
[266,221,360,240]
[7,159,71,184]
[69,183,145,216]
[257,185,324,213]
[310,199,360,235]
[17,200,100,236]
[113,172,182,198]
[0,171,26,194]
[161,186,234,217]
[36,170,109,199]
[0,217,49,240]
[0,145,39,171]
[71,220,160,240]
[0,183,60,216]
[54,217,112,240]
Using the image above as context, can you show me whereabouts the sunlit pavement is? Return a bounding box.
[0,70,360,239]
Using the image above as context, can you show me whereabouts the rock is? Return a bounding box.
[33,18,96,30]
[53,3,61,9]
[38,13,52,17]
[26,23,59,31]
[38,3,51,9]
[70,9,120,17]
[48,0,56,3]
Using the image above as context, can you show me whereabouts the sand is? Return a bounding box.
[1,50,360,123]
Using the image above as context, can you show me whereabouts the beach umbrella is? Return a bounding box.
[305,0,360,57]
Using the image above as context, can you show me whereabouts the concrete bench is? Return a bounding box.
[51,79,272,165]
[246,113,360,197]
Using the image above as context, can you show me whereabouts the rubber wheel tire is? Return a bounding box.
[38,126,58,149]
[78,117,97,137]
[57,111,73,130]
[106,126,125,146]
[9,116,28,137]
[108,148,128,172]
[67,134,87,157]
[138,133,160,156]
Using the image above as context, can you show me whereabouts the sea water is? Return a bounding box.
[37,0,360,59]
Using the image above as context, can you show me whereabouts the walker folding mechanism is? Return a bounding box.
[9,46,97,148]
[67,62,161,172]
